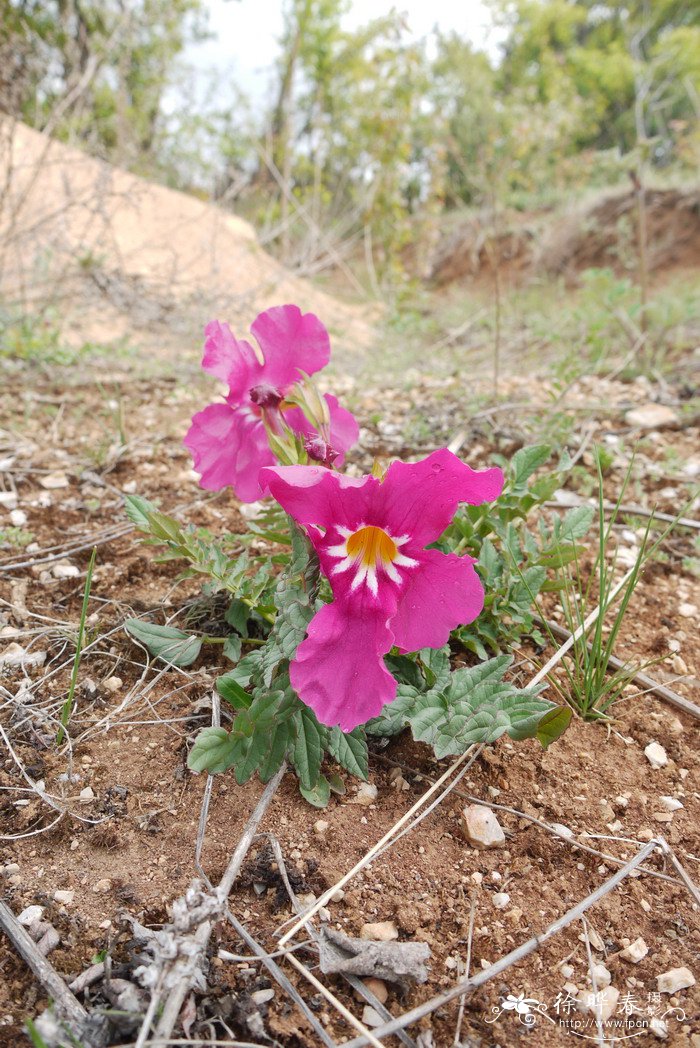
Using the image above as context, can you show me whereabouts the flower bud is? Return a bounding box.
[304,435,339,468]
[249,383,283,408]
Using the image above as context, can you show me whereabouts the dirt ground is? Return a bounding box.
[0,324,698,1048]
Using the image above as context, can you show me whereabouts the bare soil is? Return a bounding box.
[1,345,699,1048]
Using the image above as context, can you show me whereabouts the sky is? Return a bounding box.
[184,0,500,109]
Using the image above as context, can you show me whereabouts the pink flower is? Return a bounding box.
[184,305,359,502]
[261,449,504,731]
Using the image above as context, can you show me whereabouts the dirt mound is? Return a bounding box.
[429,186,700,287]
[0,120,373,366]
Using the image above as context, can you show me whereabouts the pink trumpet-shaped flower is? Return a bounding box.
[184,305,359,502]
[261,449,504,731]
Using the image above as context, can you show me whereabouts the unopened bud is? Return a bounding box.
[249,383,283,408]
[304,435,338,467]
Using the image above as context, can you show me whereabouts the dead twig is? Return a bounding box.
[0,899,87,1027]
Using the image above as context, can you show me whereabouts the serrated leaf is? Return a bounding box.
[559,504,595,541]
[259,722,291,782]
[328,727,368,779]
[292,706,324,790]
[510,444,551,488]
[229,650,263,688]
[124,493,157,531]
[365,685,419,736]
[188,727,240,774]
[216,672,252,709]
[300,774,331,808]
[223,634,242,663]
[125,619,201,667]
[536,705,572,749]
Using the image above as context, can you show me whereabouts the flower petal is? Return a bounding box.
[201,320,262,399]
[390,548,484,653]
[260,465,375,532]
[377,449,504,546]
[184,402,273,501]
[284,393,359,465]
[290,599,397,731]
[251,304,330,388]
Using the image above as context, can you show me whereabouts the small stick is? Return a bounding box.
[0,899,86,1026]
[340,838,661,1047]
[452,890,478,1046]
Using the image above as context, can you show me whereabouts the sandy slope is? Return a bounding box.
[0,120,373,366]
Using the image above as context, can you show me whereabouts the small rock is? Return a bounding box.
[251,988,274,1006]
[314,820,329,835]
[92,878,111,894]
[361,1006,384,1028]
[578,927,605,952]
[678,603,696,619]
[350,782,378,806]
[492,892,510,910]
[0,491,18,509]
[103,676,123,693]
[471,872,483,885]
[357,978,388,1005]
[1,863,20,877]
[659,796,683,812]
[53,890,75,905]
[459,805,506,849]
[39,471,69,490]
[0,643,46,669]
[649,1017,668,1040]
[656,967,695,994]
[9,509,27,527]
[18,905,44,926]
[644,742,668,769]
[551,823,575,839]
[560,963,574,979]
[590,963,611,987]
[577,985,619,1022]
[671,655,689,675]
[360,921,398,942]
[619,937,648,964]
[625,404,679,429]
[52,562,79,580]
[79,787,95,803]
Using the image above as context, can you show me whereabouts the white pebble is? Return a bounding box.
[644,742,668,769]
[349,782,377,806]
[678,603,696,619]
[656,967,695,994]
[460,805,506,849]
[619,937,648,964]
[9,509,27,527]
[53,890,75,905]
[492,892,510,910]
[18,905,44,926]
[659,796,683,812]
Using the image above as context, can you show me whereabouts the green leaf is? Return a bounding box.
[365,685,419,736]
[225,598,249,636]
[223,634,242,663]
[258,722,291,782]
[292,706,324,790]
[125,619,201,667]
[188,727,241,774]
[327,771,346,794]
[510,444,551,488]
[228,650,263,688]
[559,504,595,541]
[328,727,368,780]
[216,672,252,709]
[300,774,331,808]
[124,493,157,531]
[536,705,572,749]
